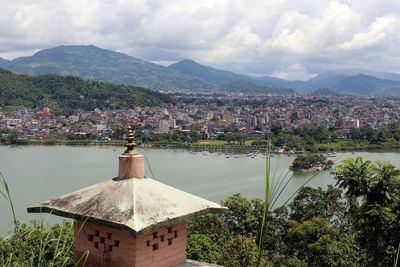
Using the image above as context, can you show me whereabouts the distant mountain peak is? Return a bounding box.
[176,59,197,64]
[169,59,251,86]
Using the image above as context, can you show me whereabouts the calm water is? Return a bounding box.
[0,145,399,235]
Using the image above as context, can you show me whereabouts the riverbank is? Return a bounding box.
[290,165,332,173]
[1,138,400,153]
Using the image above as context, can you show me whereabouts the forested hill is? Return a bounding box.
[6,45,214,92]
[0,68,175,112]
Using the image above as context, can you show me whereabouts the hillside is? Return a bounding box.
[168,59,249,86]
[317,69,400,81]
[221,79,294,94]
[0,68,175,111]
[6,45,214,92]
[331,74,400,95]
[0,57,10,68]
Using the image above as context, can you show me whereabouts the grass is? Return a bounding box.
[0,171,88,266]
[0,172,17,232]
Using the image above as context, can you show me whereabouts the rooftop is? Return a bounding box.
[28,175,226,237]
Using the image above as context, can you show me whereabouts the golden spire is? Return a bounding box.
[123,125,139,155]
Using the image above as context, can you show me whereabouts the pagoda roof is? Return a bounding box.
[27,177,226,237]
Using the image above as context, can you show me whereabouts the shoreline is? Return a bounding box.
[290,165,332,173]
[1,140,400,153]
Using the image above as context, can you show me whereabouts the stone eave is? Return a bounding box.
[27,203,227,238]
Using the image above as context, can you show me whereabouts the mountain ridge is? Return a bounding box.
[6,45,214,92]
[3,45,400,95]
[168,59,250,86]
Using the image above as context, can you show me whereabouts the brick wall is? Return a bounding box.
[74,220,187,267]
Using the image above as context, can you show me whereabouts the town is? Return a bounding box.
[1,93,399,142]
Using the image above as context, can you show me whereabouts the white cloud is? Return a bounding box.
[0,0,400,79]
[340,15,400,50]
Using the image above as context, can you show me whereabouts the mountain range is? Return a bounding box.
[2,45,213,92]
[2,45,400,95]
[168,58,400,95]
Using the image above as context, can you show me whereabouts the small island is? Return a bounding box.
[290,154,334,172]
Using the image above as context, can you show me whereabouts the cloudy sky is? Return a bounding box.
[1,0,399,80]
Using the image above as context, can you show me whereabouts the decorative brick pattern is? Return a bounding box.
[74,220,187,267]
[86,228,119,253]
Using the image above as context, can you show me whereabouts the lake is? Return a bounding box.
[0,145,399,235]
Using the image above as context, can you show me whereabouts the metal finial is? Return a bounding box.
[123,125,138,155]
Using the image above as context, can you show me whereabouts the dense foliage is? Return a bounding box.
[0,68,175,111]
[333,157,400,266]
[290,154,334,171]
[187,158,399,266]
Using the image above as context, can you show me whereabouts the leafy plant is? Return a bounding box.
[0,172,17,232]
[333,157,400,266]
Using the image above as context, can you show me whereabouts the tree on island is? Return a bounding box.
[290,154,334,172]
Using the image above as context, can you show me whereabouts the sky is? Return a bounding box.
[0,0,400,80]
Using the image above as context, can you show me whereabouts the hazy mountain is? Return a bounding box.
[251,76,305,91]
[221,79,294,94]
[168,59,249,86]
[332,74,400,95]
[0,57,10,68]
[311,88,340,95]
[318,69,400,81]
[168,59,400,95]
[0,68,175,110]
[168,59,304,89]
[6,45,214,92]
[298,74,348,93]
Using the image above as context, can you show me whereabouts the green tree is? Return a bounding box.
[219,235,260,267]
[188,214,230,245]
[288,186,349,229]
[270,122,283,136]
[333,157,400,266]
[187,234,220,264]
[220,194,263,239]
[285,218,364,267]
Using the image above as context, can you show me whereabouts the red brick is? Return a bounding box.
[73,220,188,266]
